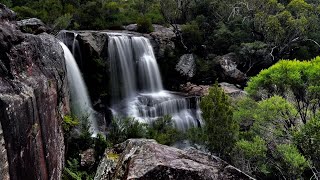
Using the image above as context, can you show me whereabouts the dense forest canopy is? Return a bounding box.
[1,0,320,68]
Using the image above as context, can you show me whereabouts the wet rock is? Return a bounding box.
[217,53,247,85]
[176,54,196,78]
[17,18,49,34]
[0,5,69,179]
[219,82,246,99]
[95,139,254,180]
[80,148,96,168]
[179,82,210,96]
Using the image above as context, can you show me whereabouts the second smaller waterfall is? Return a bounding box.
[60,42,98,136]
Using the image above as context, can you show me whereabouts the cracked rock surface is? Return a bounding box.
[0,4,70,180]
[95,139,254,180]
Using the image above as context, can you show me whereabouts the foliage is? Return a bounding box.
[294,115,320,167]
[147,115,181,145]
[108,116,181,146]
[62,159,95,180]
[94,133,110,160]
[137,16,154,33]
[54,13,73,30]
[233,95,302,178]
[108,117,148,145]
[246,57,320,123]
[237,41,270,75]
[276,144,308,178]
[62,115,79,134]
[233,136,268,175]
[199,82,238,156]
[181,21,203,51]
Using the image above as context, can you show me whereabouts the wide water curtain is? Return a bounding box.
[108,34,201,131]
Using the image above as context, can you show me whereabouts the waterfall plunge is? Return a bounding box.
[109,34,201,131]
[60,42,98,136]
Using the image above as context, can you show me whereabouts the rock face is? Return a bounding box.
[0,4,69,180]
[0,123,9,180]
[176,54,196,78]
[95,139,254,180]
[217,53,247,85]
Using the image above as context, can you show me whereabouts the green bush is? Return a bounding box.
[54,13,72,30]
[137,16,154,33]
[108,117,148,145]
[12,6,38,19]
[276,144,308,178]
[199,82,238,156]
[181,21,203,51]
[233,136,268,175]
[294,115,320,167]
[63,115,79,133]
[94,133,110,160]
[147,115,182,145]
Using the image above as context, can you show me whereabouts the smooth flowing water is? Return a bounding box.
[60,42,98,136]
[109,33,201,130]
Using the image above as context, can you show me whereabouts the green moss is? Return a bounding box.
[107,153,119,161]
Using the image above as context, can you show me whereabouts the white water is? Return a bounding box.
[60,42,98,136]
[109,34,201,131]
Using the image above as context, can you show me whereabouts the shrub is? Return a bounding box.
[63,115,79,133]
[233,136,268,176]
[137,16,154,33]
[147,115,182,145]
[294,115,320,167]
[108,117,148,145]
[200,82,238,156]
[276,144,308,178]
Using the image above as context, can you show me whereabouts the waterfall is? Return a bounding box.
[60,42,98,136]
[132,37,163,92]
[109,33,201,131]
[108,35,137,102]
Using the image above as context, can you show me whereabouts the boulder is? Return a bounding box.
[0,4,69,179]
[219,82,246,99]
[124,24,138,32]
[17,18,49,34]
[176,54,196,78]
[179,82,210,96]
[150,24,176,59]
[217,53,247,85]
[95,139,254,180]
[179,82,246,99]
[80,148,96,168]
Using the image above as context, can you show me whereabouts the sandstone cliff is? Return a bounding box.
[0,4,69,180]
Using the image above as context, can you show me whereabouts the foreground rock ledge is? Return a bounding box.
[95,139,254,180]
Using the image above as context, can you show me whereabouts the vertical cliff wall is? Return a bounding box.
[0,4,70,180]
[0,123,9,180]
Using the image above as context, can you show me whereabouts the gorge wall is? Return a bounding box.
[0,122,9,180]
[0,4,69,180]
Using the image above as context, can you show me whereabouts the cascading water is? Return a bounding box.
[109,33,202,130]
[60,42,98,136]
